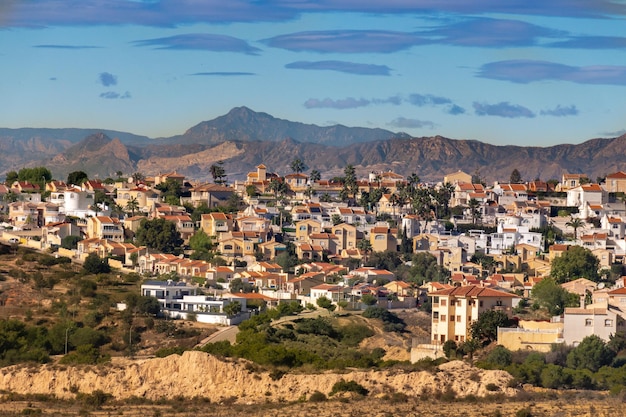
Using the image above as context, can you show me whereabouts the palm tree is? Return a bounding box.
[566,216,585,239]
[125,197,140,217]
[290,158,307,174]
[357,239,372,265]
[468,198,481,224]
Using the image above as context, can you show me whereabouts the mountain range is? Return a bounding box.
[1,106,624,184]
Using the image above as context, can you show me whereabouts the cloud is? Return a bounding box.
[133,34,261,55]
[285,60,391,76]
[34,44,101,49]
[447,104,466,115]
[602,129,626,137]
[191,72,255,76]
[263,30,428,53]
[421,17,564,47]
[388,117,435,129]
[408,93,452,106]
[547,36,626,49]
[473,101,535,118]
[3,1,625,28]
[99,72,117,87]
[478,59,626,85]
[304,98,370,109]
[100,91,131,99]
[540,105,578,117]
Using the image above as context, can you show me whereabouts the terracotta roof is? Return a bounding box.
[429,285,517,298]
[607,171,626,179]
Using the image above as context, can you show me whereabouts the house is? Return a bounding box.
[154,171,185,186]
[162,215,195,242]
[284,173,309,192]
[86,216,124,242]
[256,240,287,260]
[200,212,235,238]
[369,226,398,252]
[42,221,82,246]
[348,267,395,283]
[605,171,626,193]
[443,170,472,185]
[559,173,588,191]
[295,219,323,242]
[429,285,519,344]
[310,283,348,304]
[331,222,359,251]
[566,184,606,215]
[187,183,235,208]
[563,301,625,346]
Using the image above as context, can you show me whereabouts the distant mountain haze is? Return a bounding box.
[0,107,624,183]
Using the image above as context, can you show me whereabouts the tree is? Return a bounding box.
[290,158,307,174]
[309,169,321,182]
[566,335,615,372]
[268,178,287,200]
[83,253,111,274]
[331,214,343,226]
[61,235,82,250]
[550,245,599,283]
[210,161,227,185]
[342,164,358,200]
[67,171,89,186]
[468,198,481,224]
[531,277,578,315]
[125,197,140,216]
[224,301,242,317]
[135,218,183,254]
[360,294,378,306]
[316,295,336,312]
[189,228,214,253]
[565,216,585,239]
[356,239,372,264]
[510,169,522,184]
[470,310,512,345]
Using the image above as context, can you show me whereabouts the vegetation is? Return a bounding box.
[135,217,184,254]
[550,246,600,283]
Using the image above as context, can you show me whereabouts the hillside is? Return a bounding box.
[1,107,625,182]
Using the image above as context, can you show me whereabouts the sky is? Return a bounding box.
[1,1,626,147]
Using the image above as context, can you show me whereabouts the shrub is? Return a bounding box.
[515,407,533,417]
[77,390,112,409]
[309,391,327,402]
[485,383,500,392]
[329,379,369,396]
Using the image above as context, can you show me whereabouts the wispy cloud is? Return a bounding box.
[191,72,255,76]
[304,97,370,109]
[100,91,131,99]
[478,59,626,85]
[263,30,428,53]
[133,34,261,55]
[421,17,564,47]
[3,1,624,28]
[408,93,452,106]
[473,101,535,118]
[34,44,101,49]
[602,129,626,137]
[548,36,626,49]
[99,72,117,87]
[540,105,578,117]
[388,117,435,129]
[285,60,391,76]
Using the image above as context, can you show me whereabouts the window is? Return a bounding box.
[441,315,446,322]
[585,319,592,326]
[433,312,439,319]
[456,315,461,322]
[441,299,447,306]
[479,301,484,307]
[605,319,613,327]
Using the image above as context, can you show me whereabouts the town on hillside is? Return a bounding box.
[2,164,626,362]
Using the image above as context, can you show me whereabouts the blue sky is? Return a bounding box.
[1,1,626,146]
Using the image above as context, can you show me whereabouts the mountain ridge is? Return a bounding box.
[0,107,624,183]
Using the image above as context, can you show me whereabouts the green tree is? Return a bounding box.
[510,169,522,184]
[470,310,512,345]
[61,235,81,250]
[531,277,578,315]
[83,253,110,274]
[125,197,140,216]
[360,293,378,306]
[316,296,336,312]
[290,158,307,174]
[468,198,481,224]
[224,301,242,317]
[565,216,585,239]
[309,169,321,182]
[189,228,214,253]
[550,245,599,283]
[135,218,183,254]
[67,171,89,186]
[566,335,615,372]
[331,214,343,226]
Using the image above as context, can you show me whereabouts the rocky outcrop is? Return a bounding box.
[0,352,514,403]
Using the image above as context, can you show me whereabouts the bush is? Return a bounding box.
[77,390,112,409]
[485,383,500,392]
[329,379,369,396]
[309,391,327,402]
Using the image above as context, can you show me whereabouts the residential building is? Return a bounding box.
[86,216,124,242]
[429,285,519,344]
